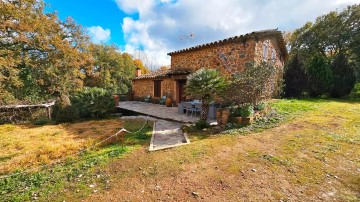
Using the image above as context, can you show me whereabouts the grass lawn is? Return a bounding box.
[0,118,153,201]
[1,99,359,201]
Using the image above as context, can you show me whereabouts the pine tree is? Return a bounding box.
[331,54,356,97]
[307,54,333,97]
[284,54,308,97]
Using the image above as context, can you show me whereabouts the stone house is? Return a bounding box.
[131,29,287,105]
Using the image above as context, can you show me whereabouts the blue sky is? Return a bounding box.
[44,0,359,67]
[45,0,136,49]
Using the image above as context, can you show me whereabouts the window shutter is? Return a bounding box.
[154,80,161,97]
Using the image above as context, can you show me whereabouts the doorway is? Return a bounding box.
[177,80,187,103]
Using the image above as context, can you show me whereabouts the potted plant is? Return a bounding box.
[230,107,243,124]
[113,94,120,107]
[221,108,231,125]
[216,102,232,125]
[165,89,173,107]
[239,104,254,125]
[216,108,223,125]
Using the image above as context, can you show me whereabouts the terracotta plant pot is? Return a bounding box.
[113,95,119,106]
[235,117,243,124]
[221,109,230,125]
[165,97,172,107]
[241,116,254,125]
[216,109,223,125]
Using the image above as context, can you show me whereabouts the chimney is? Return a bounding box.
[135,68,141,77]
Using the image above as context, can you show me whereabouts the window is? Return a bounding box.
[263,40,270,61]
[154,80,161,97]
[272,49,276,60]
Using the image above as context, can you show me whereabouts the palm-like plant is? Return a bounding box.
[186,68,228,121]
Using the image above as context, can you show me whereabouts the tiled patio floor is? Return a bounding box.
[117,101,199,123]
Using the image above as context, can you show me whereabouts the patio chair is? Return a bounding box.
[194,103,202,116]
[185,102,196,116]
[144,95,151,103]
[159,96,166,105]
[178,102,186,114]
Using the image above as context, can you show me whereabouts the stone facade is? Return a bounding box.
[170,36,284,75]
[132,29,287,104]
[132,77,174,99]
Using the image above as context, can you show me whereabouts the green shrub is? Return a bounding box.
[71,87,115,119]
[238,104,254,118]
[349,83,360,99]
[52,94,78,123]
[32,118,51,125]
[52,104,79,123]
[195,120,210,129]
[255,102,266,111]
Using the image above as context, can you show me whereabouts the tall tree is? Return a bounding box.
[287,4,360,97]
[330,53,356,97]
[284,54,308,97]
[307,54,333,97]
[133,59,150,74]
[1,0,92,103]
[85,44,137,94]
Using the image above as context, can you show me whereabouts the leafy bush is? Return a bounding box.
[71,87,115,119]
[349,83,360,99]
[228,61,280,106]
[255,102,266,111]
[195,120,210,129]
[52,105,79,123]
[238,105,254,118]
[52,94,78,123]
[32,118,51,125]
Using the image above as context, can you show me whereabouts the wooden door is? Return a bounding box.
[178,80,187,103]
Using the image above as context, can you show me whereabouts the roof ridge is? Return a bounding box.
[167,29,283,56]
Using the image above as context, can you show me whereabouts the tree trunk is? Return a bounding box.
[200,102,209,121]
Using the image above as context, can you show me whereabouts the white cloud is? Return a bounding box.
[115,0,155,14]
[87,26,111,44]
[115,0,359,67]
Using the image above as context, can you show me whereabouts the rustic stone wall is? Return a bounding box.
[132,79,154,99]
[171,40,257,75]
[161,79,175,98]
[254,36,284,67]
[132,78,176,101]
[132,35,286,103]
[254,36,285,97]
[171,36,285,74]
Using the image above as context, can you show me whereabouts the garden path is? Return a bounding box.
[120,116,190,151]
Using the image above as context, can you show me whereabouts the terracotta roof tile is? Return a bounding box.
[132,69,191,80]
